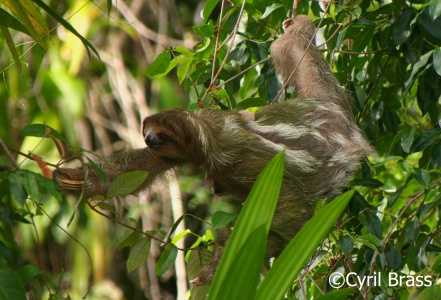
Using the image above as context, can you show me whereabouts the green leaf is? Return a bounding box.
[8,0,46,50]
[17,264,40,284]
[339,235,354,253]
[202,0,220,23]
[86,158,106,182]
[19,123,65,141]
[405,219,419,246]
[127,237,151,273]
[410,128,441,153]
[414,168,430,189]
[315,288,355,300]
[260,3,284,19]
[175,54,194,84]
[416,285,441,300]
[355,234,381,252]
[193,23,215,38]
[0,267,26,300]
[146,50,173,78]
[0,7,30,34]
[434,47,441,77]
[20,0,49,35]
[22,171,39,201]
[366,213,382,238]
[209,152,285,300]
[387,186,404,208]
[114,225,140,249]
[155,243,178,277]
[385,246,402,270]
[401,127,416,153]
[256,191,354,300]
[166,215,185,243]
[235,97,268,110]
[106,0,112,15]
[188,249,212,300]
[405,50,434,90]
[211,211,237,231]
[0,25,22,75]
[429,0,441,20]
[8,172,28,206]
[106,171,148,198]
[393,8,416,45]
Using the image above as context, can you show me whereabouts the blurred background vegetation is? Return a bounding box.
[1,0,441,299]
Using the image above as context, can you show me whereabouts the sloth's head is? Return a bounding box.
[142,109,201,161]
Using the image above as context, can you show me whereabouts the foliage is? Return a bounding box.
[1,0,441,299]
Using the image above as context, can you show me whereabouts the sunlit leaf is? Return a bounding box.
[5,0,46,50]
[146,50,174,78]
[202,0,220,23]
[0,25,22,75]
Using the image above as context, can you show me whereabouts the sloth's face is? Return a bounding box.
[142,109,192,160]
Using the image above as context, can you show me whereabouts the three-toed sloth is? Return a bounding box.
[53,16,371,285]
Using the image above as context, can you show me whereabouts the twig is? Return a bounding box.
[199,0,247,104]
[215,57,271,89]
[211,0,227,81]
[0,137,18,168]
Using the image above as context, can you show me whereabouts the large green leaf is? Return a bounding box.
[256,190,354,300]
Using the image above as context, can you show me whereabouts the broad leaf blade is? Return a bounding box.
[106,171,148,198]
[127,237,151,273]
[256,190,354,300]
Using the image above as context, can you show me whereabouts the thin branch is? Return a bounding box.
[216,56,271,89]
[199,0,247,105]
[0,137,18,168]
[211,0,227,80]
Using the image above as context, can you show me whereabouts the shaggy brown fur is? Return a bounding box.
[53,15,371,285]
